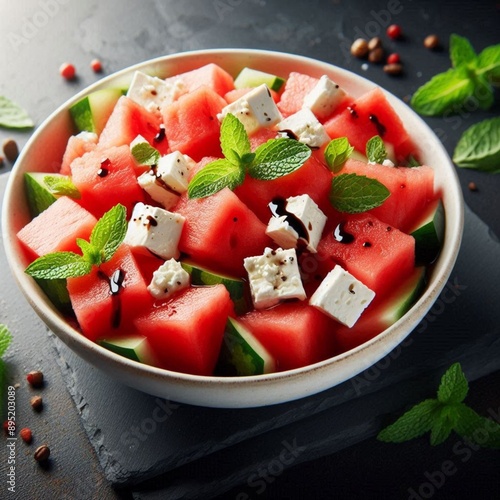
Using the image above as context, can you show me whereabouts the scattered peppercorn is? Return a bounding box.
[34,444,50,463]
[60,62,76,80]
[383,63,404,76]
[3,138,19,163]
[90,58,103,73]
[26,370,44,388]
[368,47,385,63]
[424,34,440,50]
[468,181,478,192]
[30,395,44,412]
[387,53,401,64]
[368,36,383,51]
[351,38,369,58]
[20,428,33,444]
[14,382,20,389]
[387,24,403,40]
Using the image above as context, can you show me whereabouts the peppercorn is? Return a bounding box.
[386,53,401,65]
[468,181,478,192]
[387,24,403,40]
[351,38,369,58]
[383,63,404,76]
[34,444,50,463]
[30,395,44,412]
[3,139,19,163]
[368,37,383,51]
[424,34,440,50]
[60,62,76,80]
[27,370,44,388]
[368,47,385,64]
[20,428,33,444]
[90,58,103,73]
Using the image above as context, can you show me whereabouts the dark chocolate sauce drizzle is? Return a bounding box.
[333,222,355,244]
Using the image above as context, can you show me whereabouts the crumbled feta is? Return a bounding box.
[137,170,180,210]
[382,158,395,167]
[266,194,327,253]
[302,75,346,120]
[147,258,190,300]
[124,202,185,260]
[127,71,186,114]
[244,247,306,309]
[217,83,282,135]
[310,266,375,328]
[277,108,330,148]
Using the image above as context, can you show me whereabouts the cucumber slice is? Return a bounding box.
[234,67,285,92]
[410,199,445,266]
[69,88,125,134]
[99,336,158,366]
[217,318,276,376]
[24,173,80,217]
[36,278,72,315]
[181,260,249,315]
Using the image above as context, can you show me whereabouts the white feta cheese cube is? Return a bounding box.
[310,266,375,328]
[137,169,180,210]
[382,159,395,167]
[266,194,327,253]
[127,71,186,114]
[302,75,346,120]
[155,151,194,194]
[217,84,282,135]
[244,247,306,309]
[147,258,190,300]
[277,108,330,148]
[124,202,185,260]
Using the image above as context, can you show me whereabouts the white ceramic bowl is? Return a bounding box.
[2,49,463,408]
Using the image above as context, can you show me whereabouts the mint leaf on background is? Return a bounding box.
[450,34,477,69]
[430,406,456,445]
[25,252,92,279]
[437,362,469,404]
[0,95,34,128]
[131,142,160,166]
[0,324,12,358]
[43,175,81,198]
[476,44,500,81]
[366,136,387,164]
[324,137,354,173]
[248,138,311,180]
[452,117,500,172]
[188,159,245,198]
[329,173,390,213]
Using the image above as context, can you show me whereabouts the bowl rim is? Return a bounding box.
[1,48,464,407]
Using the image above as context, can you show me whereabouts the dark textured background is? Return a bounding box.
[1,1,499,499]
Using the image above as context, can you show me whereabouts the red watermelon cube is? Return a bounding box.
[277,72,319,117]
[17,196,97,259]
[60,132,98,175]
[134,284,233,375]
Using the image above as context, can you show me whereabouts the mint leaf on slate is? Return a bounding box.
[131,142,160,166]
[329,173,390,213]
[249,138,311,180]
[89,203,127,262]
[188,159,245,199]
[324,137,354,173]
[220,113,252,165]
[25,252,92,280]
[0,324,12,358]
[453,117,500,172]
[43,175,81,198]
[477,44,500,81]
[453,404,500,449]
[437,362,469,404]
[450,33,477,69]
[430,406,456,446]
[366,135,387,164]
[0,95,34,129]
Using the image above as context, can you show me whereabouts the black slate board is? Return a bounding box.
[2,173,500,498]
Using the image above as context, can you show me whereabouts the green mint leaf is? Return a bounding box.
[43,175,81,198]
[471,73,495,110]
[89,204,128,262]
[377,399,440,443]
[453,117,500,172]
[329,173,390,213]
[241,152,256,166]
[437,362,469,404]
[477,44,500,80]
[0,95,34,129]
[220,113,251,166]
[188,159,245,199]
[324,137,354,173]
[248,138,311,180]
[453,403,500,449]
[0,324,12,358]
[410,67,475,116]
[25,252,92,279]
[131,142,160,166]
[450,34,478,69]
[366,136,387,164]
[430,406,456,445]
[77,238,102,266]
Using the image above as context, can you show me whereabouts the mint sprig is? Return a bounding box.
[378,363,500,449]
[43,175,81,198]
[131,142,160,166]
[366,136,387,164]
[329,173,390,213]
[25,204,127,280]
[411,35,500,116]
[188,113,311,199]
[0,95,34,129]
[324,137,354,173]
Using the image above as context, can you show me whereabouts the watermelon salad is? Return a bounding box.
[17,63,444,377]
